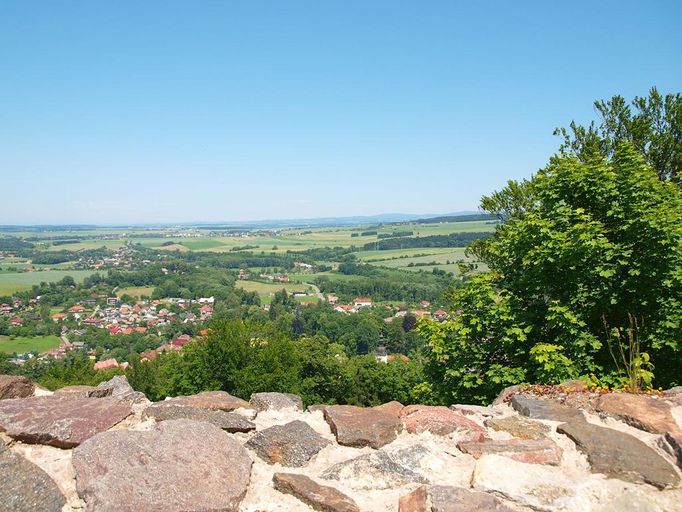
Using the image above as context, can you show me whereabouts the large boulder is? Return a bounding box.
[483,416,550,440]
[374,401,405,417]
[457,438,562,465]
[399,484,517,512]
[96,375,147,404]
[246,420,331,467]
[0,396,132,448]
[249,392,303,412]
[0,444,66,512]
[557,420,680,489]
[511,396,584,423]
[450,404,503,418]
[596,393,680,434]
[400,405,485,440]
[54,385,112,398]
[0,375,34,399]
[161,390,253,412]
[273,472,360,512]
[73,419,252,512]
[142,403,255,433]
[323,405,401,448]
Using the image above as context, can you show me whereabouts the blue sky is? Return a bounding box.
[0,1,680,224]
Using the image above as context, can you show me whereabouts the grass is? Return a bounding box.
[0,335,61,354]
[116,286,155,298]
[237,280,315,304]
[0,270,98,296]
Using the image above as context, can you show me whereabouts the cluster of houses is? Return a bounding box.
[327,296,448,322]
[51,297,214,335]
[75,246,138,270]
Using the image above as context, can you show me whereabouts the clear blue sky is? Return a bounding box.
[1,1,680,224]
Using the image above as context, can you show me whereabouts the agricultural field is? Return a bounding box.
[116,286,155,299]
[0,335,61,354]
[0,270,98,296]
[236,280,316,304]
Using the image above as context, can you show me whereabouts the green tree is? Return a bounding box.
[421,143,682,404]
[555,87,682,183]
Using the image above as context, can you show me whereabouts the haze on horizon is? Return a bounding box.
[1,1,680,225]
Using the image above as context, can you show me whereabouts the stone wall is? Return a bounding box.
[0,375,681,511]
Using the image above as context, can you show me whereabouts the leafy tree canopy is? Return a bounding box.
[420,142,682,404]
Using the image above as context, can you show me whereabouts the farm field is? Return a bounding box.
[237,280,315,304]
[0,270,98,296]
[116,286,155,299]
[45,239,126,251]
[0,335,61,354]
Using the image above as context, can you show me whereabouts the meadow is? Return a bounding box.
[0,270,98,296]
[115,286,155,299]
[0,335,61,354]
[236,280,315,304]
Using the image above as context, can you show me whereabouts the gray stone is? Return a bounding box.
[73,419,252,512]
[143,403,255,432]
[0,375,34,399]
[273,472,360,512]
[0,444,66,512]
[511,396,584,423]
[321,445,430,490]
[54,385,112,398]
[250,392,303,411]
[0,396,132,448]
[484,415,550,440]
[246,420,330,466]
[96,375,148,404]
[399,484,517,512]
[324,405,402,449]
[557,420,680,489]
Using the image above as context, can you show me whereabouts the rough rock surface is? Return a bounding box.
[492,384,524,405]
[161,390,253,412]
[273,472,360,512]
[0,444,66,512]
[400,405,485,440]
[450,403,503,417]
[659,431,682,469]
[457,438,562,465]
[511,396,585,423]
[0,375,35,399]
[324,405,402,448]
[96,375,148,404]
[54,385,112,398]
[596,393,680,434]
[72,419,252,512]
[246,420,331,466]
[484,415,551,440]
[142,403,256,432]
[2,380,680,512]
[374,400,405,417]
[0,396,132,448]
[321,445,432,489]
[398,484,517,512]
[250,392,303,411]
[557,420,680,488]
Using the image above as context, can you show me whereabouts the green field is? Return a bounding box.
[0,335,61,354]
[116,286,155,298]
[237,280,315,303]
[0,270,98,296]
